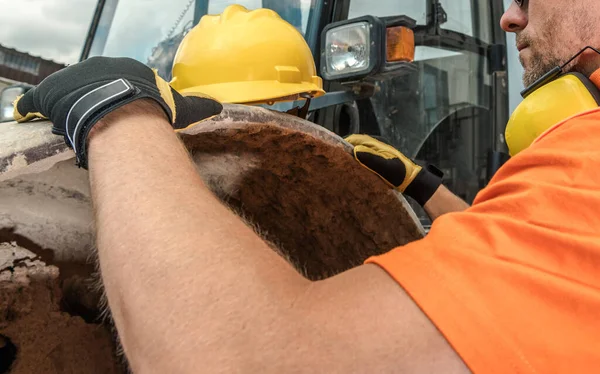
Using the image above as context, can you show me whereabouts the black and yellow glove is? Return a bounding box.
[345,134,443,206]
[13,56,223,169]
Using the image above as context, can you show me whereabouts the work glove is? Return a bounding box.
[13,56,223,169]
[345,134,443,206]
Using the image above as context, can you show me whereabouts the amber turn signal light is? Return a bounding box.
[386,26,415,63]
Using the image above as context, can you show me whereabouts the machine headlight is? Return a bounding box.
[325,22,371,77]
[0,86,27,123]
[321,15,417,83]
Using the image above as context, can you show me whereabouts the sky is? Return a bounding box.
[0,0,523,111]
[0,0,97,64]
[0,0,312,65]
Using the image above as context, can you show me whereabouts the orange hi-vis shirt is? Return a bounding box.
[367,107,600,372]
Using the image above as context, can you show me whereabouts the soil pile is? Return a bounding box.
[0,243,122,373]
[184,124,424,280]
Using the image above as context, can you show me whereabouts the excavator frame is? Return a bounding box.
[79,0,519,218]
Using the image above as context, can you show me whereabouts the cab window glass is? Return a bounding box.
[348,0,426,24]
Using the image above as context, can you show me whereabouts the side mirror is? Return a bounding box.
[0,85,31,123]
[320,15,417,83]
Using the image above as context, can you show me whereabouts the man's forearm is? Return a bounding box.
[88,100,310,372]
[423,185,470,221]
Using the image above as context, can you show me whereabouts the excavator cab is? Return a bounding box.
[82,0,516,226]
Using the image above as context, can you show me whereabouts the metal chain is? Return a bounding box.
[166,0,195,39]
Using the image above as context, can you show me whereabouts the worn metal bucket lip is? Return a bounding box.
[0,104,355,177]
[185,104,355,153]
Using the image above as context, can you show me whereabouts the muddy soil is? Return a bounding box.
[0,243,122,374]
[184,123,424,280]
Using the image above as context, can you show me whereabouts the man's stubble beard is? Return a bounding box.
[520,7,598,87]
[520,48,562,87]
[518,14,563,87]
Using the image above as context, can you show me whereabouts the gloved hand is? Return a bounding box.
[345,134,444,206]
[13,56,223,169]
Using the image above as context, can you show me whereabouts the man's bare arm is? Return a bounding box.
[424,186,471,221]
[88,100,469,373]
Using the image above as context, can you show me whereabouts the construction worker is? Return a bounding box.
[11,1,600,373]
[171,3,470,222]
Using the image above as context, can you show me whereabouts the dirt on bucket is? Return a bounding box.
[183,123,424,280]
[0,243,123,374]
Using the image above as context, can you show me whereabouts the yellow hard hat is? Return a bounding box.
[505,73,600,156]
[170,4,325,104]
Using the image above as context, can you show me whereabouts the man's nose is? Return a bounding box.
[500,1,528,32]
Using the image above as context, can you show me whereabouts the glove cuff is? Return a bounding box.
[403,163,444,206]
[65,79,174,169]
[64,79,137,168]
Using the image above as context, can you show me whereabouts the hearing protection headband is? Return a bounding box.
[505,46,600,157]
[520,46,600,98]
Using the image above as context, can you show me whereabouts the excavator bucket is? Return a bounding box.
[0,104,424,371]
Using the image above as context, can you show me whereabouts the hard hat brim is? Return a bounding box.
[180,80,325,105]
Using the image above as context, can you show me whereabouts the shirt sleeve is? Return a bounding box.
[366,109,600,374]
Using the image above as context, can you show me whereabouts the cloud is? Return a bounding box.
[100,0,195,62]
[0,0,97,64]
[0,0,318,66]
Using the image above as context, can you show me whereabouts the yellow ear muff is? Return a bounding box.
[505,72,600,156]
